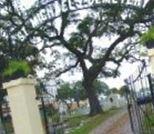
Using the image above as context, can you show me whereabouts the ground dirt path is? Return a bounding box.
[90,109,133,134]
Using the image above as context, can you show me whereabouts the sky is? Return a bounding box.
[19,0,149,89]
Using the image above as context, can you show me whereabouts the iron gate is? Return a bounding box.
[0,90,14,134]
[125,64,154,134]
[38,82,66,134]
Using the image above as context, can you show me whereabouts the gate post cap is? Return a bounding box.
[148,48,154,57]
[3,78,37,89]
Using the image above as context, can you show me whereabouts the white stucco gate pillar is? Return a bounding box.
[3,78,44,134]
[148,48,154,73]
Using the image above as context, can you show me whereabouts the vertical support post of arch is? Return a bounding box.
[148,49,154,73]
[3,78,44,134]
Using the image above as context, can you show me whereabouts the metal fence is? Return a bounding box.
[39,92,66,134]
[125,64,154,134]
[0,101,14,134]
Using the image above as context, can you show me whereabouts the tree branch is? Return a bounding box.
[88,35,127,80]
[55,60,79,77]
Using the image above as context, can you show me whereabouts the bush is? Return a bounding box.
[3,60,31,81]
[52,113,61,123]
[141,27,154,49]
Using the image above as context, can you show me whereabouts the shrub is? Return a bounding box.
[141,27,154,43]
[3,60,31,81]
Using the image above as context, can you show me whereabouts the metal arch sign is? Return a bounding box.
[8,0,148,40]
[61,0,147,11]
[29,0,148,26]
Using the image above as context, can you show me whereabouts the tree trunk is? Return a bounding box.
[76,101,80,107]
[83,81,102,116]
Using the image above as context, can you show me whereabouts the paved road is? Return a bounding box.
[90,109,133,134]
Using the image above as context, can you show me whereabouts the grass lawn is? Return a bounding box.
[144,113,154,133]
[145,114,154,126]
[143,104,154,133]
[67,108,119,134]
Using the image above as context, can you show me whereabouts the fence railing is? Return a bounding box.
[125,64,154,134]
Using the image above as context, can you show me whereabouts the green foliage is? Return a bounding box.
[73,81,87,100]
[77,16,93,34]
[68,115,88,128]
[110,86,130,96]
[144,114,154,134]
[93,80,109,95]
[0,90,7,102]
[52,113,61,123]
[57,80,110,102]
[0,56,7,73]
[3,60,31,80]
[69,33,85,49]
[70,109,118,134]
[141,27,154,44]
[57,83,74,101]
[119,85,130,96]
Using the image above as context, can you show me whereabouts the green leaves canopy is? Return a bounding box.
[57,83,74,101]
[57,80,109,102]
